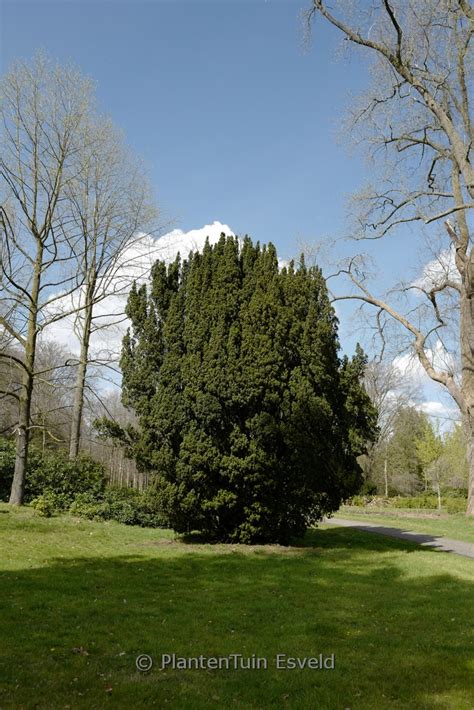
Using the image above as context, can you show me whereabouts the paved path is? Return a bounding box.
[324,517,474,559]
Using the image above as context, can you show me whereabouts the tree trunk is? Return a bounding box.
[9,376,33,505]
[9,249,42,505]
[69,296,93,459]
[437,482,442,511]
[384,456,388,498]
[460,273,474,515]
[465,426,474,515]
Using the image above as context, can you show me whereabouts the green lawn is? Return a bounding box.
[1,504,473,709]
[338,507,474,544]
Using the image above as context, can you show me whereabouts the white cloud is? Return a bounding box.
[41,221,235,356]
[392,344,460,426]
[392,341,457,385]
[413,246,460,291]
[418,400,459,420]
[151,221,235,264]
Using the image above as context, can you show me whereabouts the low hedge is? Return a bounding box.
[69,487,165,527]
[347,493,468,513]
[32,486,165,527]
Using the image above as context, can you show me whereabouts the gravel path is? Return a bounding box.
[324,517,474,559]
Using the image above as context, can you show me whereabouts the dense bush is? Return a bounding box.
[443,487,469,499]
[347,495,390,507]
[391,495,440,509]
[445,498,467,514]
[391,495,466,511]
[69,487,164,527]
[1,437,164,527]
[347,493,467,513]
[0,437,106,504]
[359,480,378,496]
[30,492,68,517]
[110,236,377,544]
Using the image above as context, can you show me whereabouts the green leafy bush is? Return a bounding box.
[0,438,23,501]
[26,451,106,502]
[445,498,467,514]
[68,492,104,520]
[359,480,378,496]
[392,495,467,513]
[0,437,106,504]
[0,437,164,527]
[348,495,369,507]
[347,495,390,507]
[443,487,469,499]
[31,492,64,518]
[69,487,164,527]
[347,492,468,514]
[391,495,439,509]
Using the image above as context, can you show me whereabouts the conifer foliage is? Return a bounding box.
[117,235,376,543]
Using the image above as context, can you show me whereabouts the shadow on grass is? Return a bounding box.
[0,526,473,709]
[321,520,474,558]
[178,524,434,556]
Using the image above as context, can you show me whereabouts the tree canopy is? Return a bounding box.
[308,0,474,514]
[107,235,376,543]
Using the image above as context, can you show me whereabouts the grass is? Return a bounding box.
[0,503,473,709]
[338,506,474,544]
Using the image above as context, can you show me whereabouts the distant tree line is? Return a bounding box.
[359,361,468,503]
[0,53,159,502]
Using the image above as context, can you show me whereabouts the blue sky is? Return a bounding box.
[1,0,370,255]
[0,0,459,421]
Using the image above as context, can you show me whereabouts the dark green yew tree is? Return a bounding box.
[115,235,376,543]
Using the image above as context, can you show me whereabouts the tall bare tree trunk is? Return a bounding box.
[69,293,94,459]
[9,252,42,505]
[10,372,33,505]
[309,0,474,517]
[460,268,474,515]
[465,433,474,516]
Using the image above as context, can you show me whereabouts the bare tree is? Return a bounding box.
[87,389,144,489]
[0,54,94,504]
[363,359,419,495]
[0,339,75,447]
[32,341,77,450]
[64,118,159,459]
[308,1,474,514]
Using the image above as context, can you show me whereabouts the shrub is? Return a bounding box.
[68,487,165,528]
[0,438,20,501]
[445,498,468,514]
[69,492,104,520]
[0,437,106,504]
[391,495,439,510]
[359,480,378,495]
[390,495,466,512]
[25,451,106,502]
[101,487,141,525]
[346,495,390,507]
[348,495,368,507]
[31,492,63,518]
[346,493,468,514]
[443,487,469,499]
